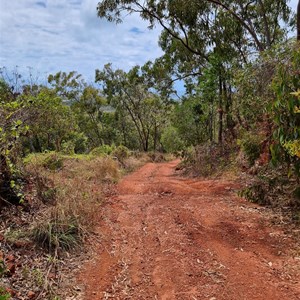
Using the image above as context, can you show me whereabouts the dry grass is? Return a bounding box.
[24,152,171,253]
[25,154,121,252]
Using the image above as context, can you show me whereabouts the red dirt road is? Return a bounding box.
[78,160,300,299]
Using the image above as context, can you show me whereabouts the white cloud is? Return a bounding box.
[0,0,163,82]
[0,0,298,83]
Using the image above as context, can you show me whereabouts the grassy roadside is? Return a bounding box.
[0,150,171,300]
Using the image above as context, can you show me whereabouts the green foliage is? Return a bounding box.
[0,260,6,278]
[42,153,64,171]
[90,144,114,156]
[71,85,109,148]
[25,87,78,152]
[48,71,85,103]
[171,97,210,146]
[111,145,130,163]
[271,44,300,176]
[0,287,11,300]
[96,64,170,151]
[238,133,262,166]
[239,184,268,205]
[160,126,184,153]
[60,140,75,155]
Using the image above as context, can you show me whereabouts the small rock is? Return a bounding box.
[6,254,15,262]
[16,261,22,267]
[268,262,273,267]
[48,272,56,279]
[13,240,31,248]
[6,262,16,275]
[27,290,36,299]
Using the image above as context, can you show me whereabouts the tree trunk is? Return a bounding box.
[297,0,300,41]
[153,124,158,152]
[218,76,223,145]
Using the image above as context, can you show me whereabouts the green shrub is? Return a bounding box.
[90,145,114,156]
[161,126,184,153]
[239,183,268,205]
[238,133,262,166]
[42,153,64,171]
[73,132,88,154]
[111,145,130,163]
[271,44,300,177]
[60,141,75,155]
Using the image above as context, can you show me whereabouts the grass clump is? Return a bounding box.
[32,216,80,252]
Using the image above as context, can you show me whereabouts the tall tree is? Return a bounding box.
[297,0,300,41]
[97,0,292,54]
[96,64,169,151]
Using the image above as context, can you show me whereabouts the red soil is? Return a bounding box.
[78,160,300,299]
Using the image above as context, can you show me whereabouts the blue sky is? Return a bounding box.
[0,0,298,84]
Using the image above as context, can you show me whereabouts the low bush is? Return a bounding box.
[111,145,130,164]
[42,153,64,171]
[90,145,114,156]
[60,141,75,155]
[238,167,299,208]
[237,132,262,166]
[147,152,166,163]
[122,156,143,173]
[181,143,235,177]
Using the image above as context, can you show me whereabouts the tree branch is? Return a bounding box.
[205,0,264,51]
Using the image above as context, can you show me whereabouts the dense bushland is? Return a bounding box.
[1,1,300,297]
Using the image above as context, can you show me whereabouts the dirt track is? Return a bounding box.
[78,160,300,299]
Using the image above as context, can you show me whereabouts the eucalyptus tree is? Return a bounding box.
[97,0,293,55]
[48,71,86,103]
[72,85,107,147]
[97,0,294,144]
[96,64,170,151]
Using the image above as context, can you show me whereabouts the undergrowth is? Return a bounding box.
[180,143,236,177]
[24,154,122,253]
